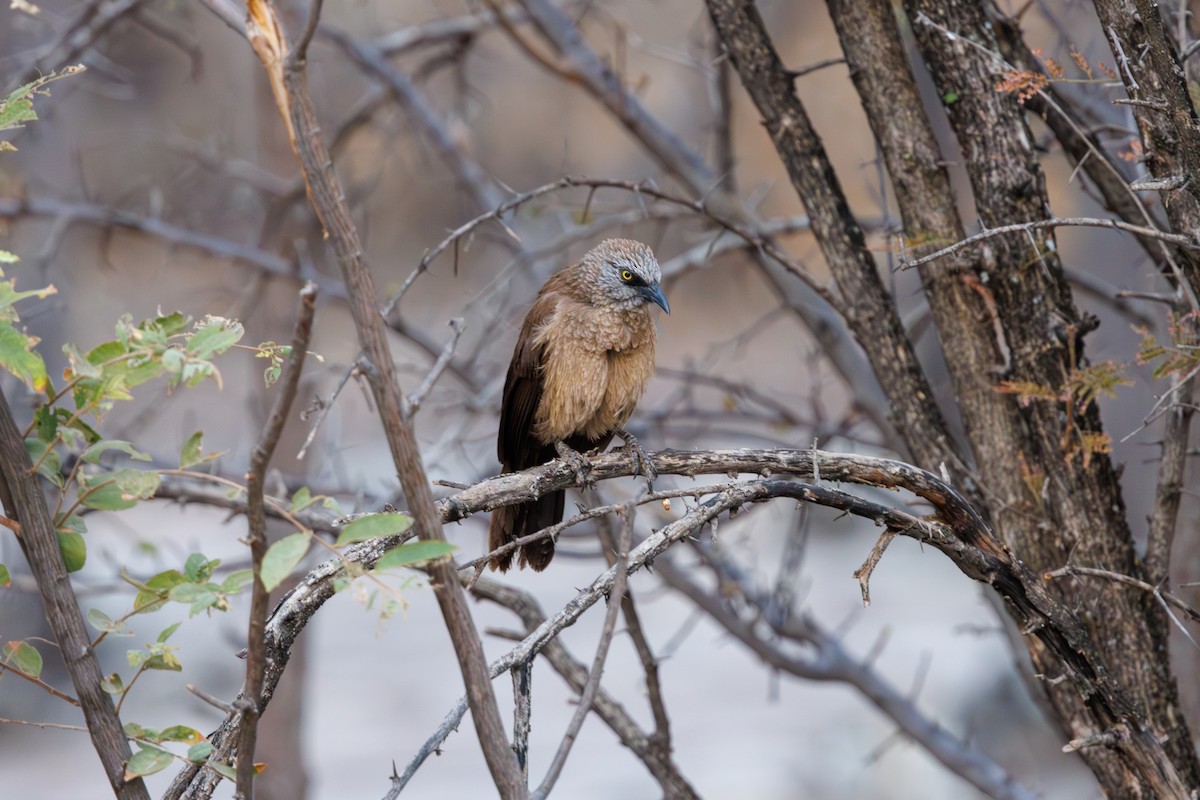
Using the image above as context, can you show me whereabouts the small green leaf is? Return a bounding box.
[87,608,130,635]
[79,469,160,510]
[220,569,254,594]
[186,318,243,359]
[167,583,214,603]
[179,430,224,469]
[123,722,146,739]
[374,540,456,571]
[186,741,214,762]
[124,746,174,779]
[179,431,202,468]
[160,725,203,744]
[101,672,124,694]
[33,405,57,443]
[57,530,86,572]
[150,312,190,337]
[4,640,43,677]
[81,439,151,464]
[0,272,56,313]
[942,90,959,105]
[183,553,219,583]
[157,622,182,643]
[0,66,84,136]
[143,651,182,671]
[132,569,187,612]
[211,761,237,780]
[260,532,311,591]
[62,342,102,380]
[0,321,48,393]
[87,607,113,630]
[56,512,86,534]
[0,564,9,587]
[290,485,313,512]
[24,437,62,487]
[335,512,414,546]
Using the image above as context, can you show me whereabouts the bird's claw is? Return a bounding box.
[618,429,657,487]
[555,441,596,489]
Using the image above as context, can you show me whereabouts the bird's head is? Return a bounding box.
[580,238,670,314]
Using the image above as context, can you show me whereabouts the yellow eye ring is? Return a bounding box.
[620,269,633,281]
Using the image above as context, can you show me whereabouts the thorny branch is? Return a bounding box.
[900,216,1198,271]
[161,445,1191,796]
[241,2,524,798]
[237,282,316,798]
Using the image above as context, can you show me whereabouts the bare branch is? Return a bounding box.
[237,282,317,798]
[531,502,635,800]
[405,318,465,417]
[901,216,1196,270]
[241,3,523,796]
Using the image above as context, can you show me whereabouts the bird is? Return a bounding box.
[488,238,670,572]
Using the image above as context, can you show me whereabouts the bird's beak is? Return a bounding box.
[641,283,670,314]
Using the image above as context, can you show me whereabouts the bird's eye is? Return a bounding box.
[620,269,634,282]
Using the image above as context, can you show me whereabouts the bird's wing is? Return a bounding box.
[498,292,557,470]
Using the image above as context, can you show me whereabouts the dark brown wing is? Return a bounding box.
[497,291,557,470]
[491,290,561,571]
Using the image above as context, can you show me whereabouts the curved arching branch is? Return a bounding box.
[167,447,1187,798]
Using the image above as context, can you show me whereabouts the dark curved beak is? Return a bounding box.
[640,283,670,314]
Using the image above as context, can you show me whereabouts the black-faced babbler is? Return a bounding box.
[488,239,669,571]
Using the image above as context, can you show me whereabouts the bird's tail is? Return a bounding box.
[487,491,564,572]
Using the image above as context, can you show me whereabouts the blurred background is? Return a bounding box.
[0,0,1180,797]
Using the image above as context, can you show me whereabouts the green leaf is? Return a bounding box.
[86,607,130,636]
[160,725,203,744]
[101,672,124,694]
[211,761,237,780]
[59,411,100,444]
[57,530,86,572]
[183,553,219,582]
[290,485,313,512]
[942,90,959,104]
[219,569,254,594]
[0,271,56,313]
[0,564,9,587]
[157,622,182,643]
[23,437,62,487]
[0,321,49,392]
[374,540,456,571]
[80,439,152,464]
[335,512,414,547]
[124,746,174,779]
[186,318,243,359]
[56,512,87,535]
[148,312,190,338]
[132,569,187,612]
[123,722,147,739]
[168,583,220,615]
[0,66,85,136]
[62,341,102,380]
[260,532,311,592]
[186,741,214,762]
[4,640,43,678]
[142,650,182,671]
[79,469,160,510]
[180,430,209,469]
[33,405,57,443]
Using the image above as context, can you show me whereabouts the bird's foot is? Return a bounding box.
[617,429,657,487]
[555,441,596,489]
